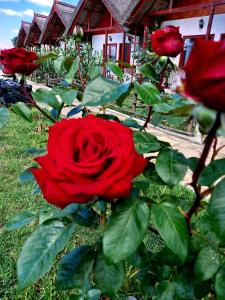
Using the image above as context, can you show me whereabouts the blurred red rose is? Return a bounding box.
[0,48,38,75]
[184,39,225,112]
[151,26,184,57]
[31,115,147,208]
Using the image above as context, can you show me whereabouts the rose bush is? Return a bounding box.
[151,25,184,57]
[0,48,38,75]
[184,38,225,111]
[31,114,147,208]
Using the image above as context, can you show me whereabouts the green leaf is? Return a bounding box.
[215,265,225,300]
[57,245,95,290]
[0,107,9,128]
[52,86,77,106]
[134,81,161,105]
[19,168,34,184]
[156,149,187,185]
[209,178,225,240]
[35,52,58,64]
[81,77,130,107]
[121,118,142,129]
[154,281,175,300]
[11,102,32,122]
[194,247,221,281]
[138,63,158,82]
[87,289,101,300]
[32,88,60,109]
[151,202,189,262]
[94,251,124,296]
[173,273,194,300]
[88,66,101,81]
[54,55,65,76]
[198,158,225,187]
[4,211,36,231]
[74,207,99,228]
[65,57,79,84]
[107,61,123,80]
[133,131,161,154]
[103,197,149,264]
[188,157,199,172]
[25,147,46,156]
[17,221,76,290]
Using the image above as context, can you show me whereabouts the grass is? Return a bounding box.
[0,111,195,299]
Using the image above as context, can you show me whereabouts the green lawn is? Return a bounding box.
[0,112,195,299]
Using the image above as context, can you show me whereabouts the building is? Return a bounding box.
[17,21,31,47]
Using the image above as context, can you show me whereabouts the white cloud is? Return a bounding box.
[26,0,53,7]
[0,8,34,17]
[12,29,19,34]
[0,40,12,49]
[41,11,48,16]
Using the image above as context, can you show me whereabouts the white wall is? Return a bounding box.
[163,13,225,64]
[92,33,140,64]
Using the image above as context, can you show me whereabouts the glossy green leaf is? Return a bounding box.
[103,197,149,264]
[198,159,225,187]
[151,202,189,262]
[81,77,130,107]
[156,149,187,185]
[74,207,99,228]
[188,157,199,172]
[138,63,158,81]
[87,289,101,300]
[17,221,76,290]
[0,107,9,128]
[65,57,80,84]
[154,281,175,300]
[94,251,124,296]
[134,81,161,105]
[67,106,82,118]
[133,131,161,154]
[215,265,225,300]
[209,178,225,240]
[107,61,123,80]
[194,247,221,281]
[121,118,142,129]
[4,211,36,231]
[173,273,194,300]
[88,66,101,81]
[57,245,95,290]
[32,88,60,109]
[54,55,65,76]
[11,102,32,122]
[35,52,58,64]
[52,86,77,106]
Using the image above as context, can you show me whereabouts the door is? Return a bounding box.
[119,43,131,64]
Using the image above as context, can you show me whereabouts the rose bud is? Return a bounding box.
[73,25,84,39]
[184,39,225,112]
[151,26,184,57]
[31,115,148,208]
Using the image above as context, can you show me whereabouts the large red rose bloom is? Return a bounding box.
[31,115,148,208]
[151,26,184,57]
[184,39,225,112]
[0,48,38,75]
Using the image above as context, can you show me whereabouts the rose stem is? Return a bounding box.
[20,78,56,123]
[143,105,153,129]
[185,111,221,229]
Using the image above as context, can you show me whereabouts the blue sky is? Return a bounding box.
[0,0,78,49]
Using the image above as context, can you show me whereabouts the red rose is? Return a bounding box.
[151,26,184,57]
[31,115,147,208]
[0,48,38,76]
[184,39,225,112]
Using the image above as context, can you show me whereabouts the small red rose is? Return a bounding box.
[184,38,225,112]
[31,115,148,208]
[0,48,38,76]
[151,26,184,57]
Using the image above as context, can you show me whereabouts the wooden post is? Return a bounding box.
[121,31,126,68]
[169,0,173,9]
[103,29,108,76]
[206,5,216,40]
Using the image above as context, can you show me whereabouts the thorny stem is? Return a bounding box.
[76,43,86,91]
[185,112,221,229]
[20,78,56,123]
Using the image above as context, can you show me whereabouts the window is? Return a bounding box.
[103,43,117,61]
